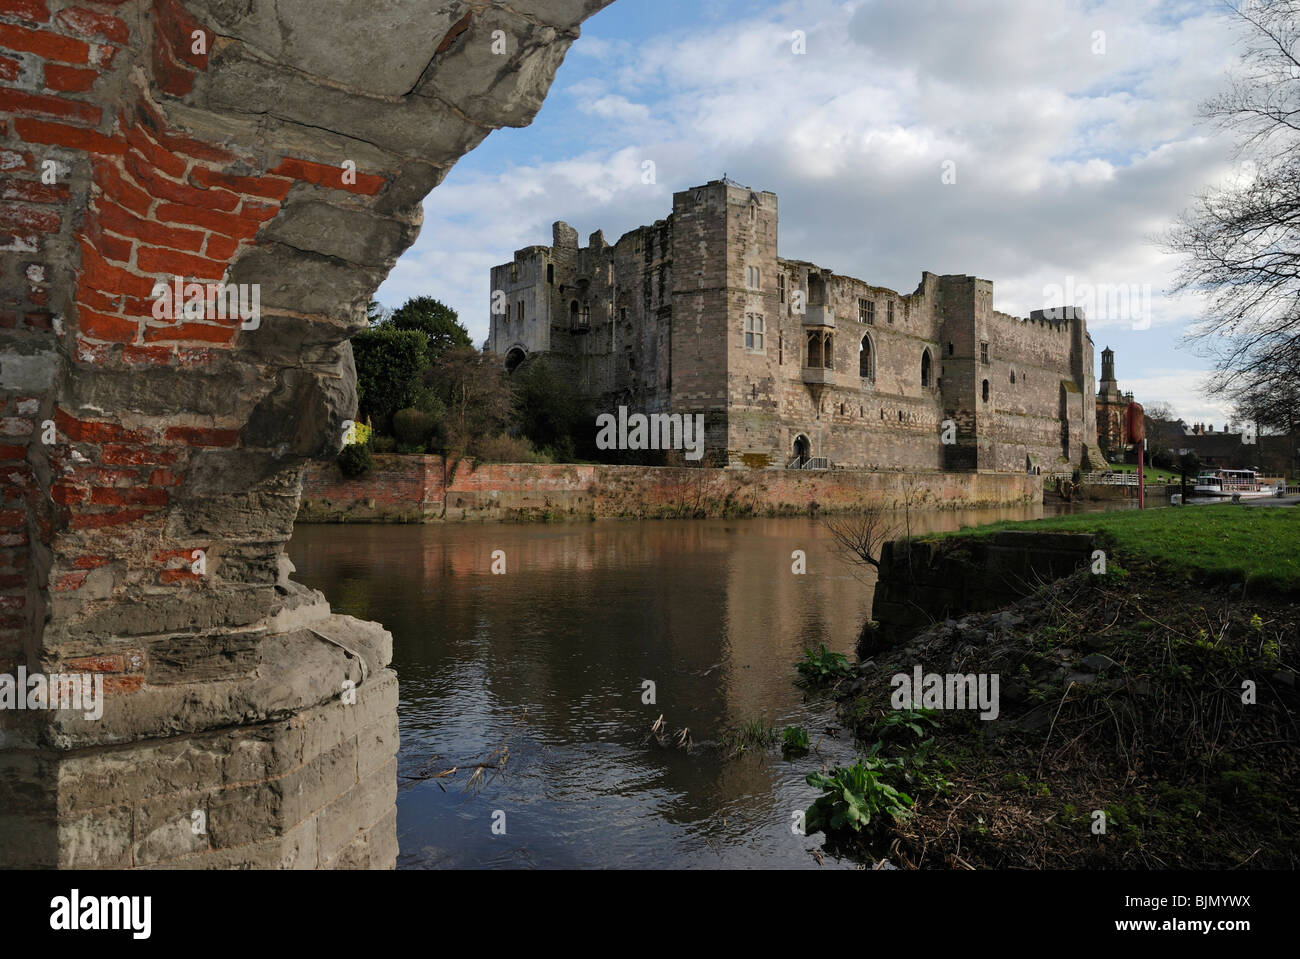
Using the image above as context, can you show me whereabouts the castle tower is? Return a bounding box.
[670,180,779,464]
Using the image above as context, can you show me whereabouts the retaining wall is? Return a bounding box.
[298,455,1044,523]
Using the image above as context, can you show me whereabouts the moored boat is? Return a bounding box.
[1192,469,1278,499]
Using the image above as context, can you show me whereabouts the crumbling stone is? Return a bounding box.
[0,0,610,867]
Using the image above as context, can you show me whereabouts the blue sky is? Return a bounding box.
[376,0,1250,427]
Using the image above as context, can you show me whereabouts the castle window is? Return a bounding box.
[546,264,554,285]
[746,266,761,290]
[858,298,871,324]
[807,330,822,367]
[982,379,990,402]
[778,274,786,303]
[620,307,628,322]
[581,303,591,328]
[511,263,518,282]
[516,301,524,323]
[887,301,895,324]
[948,342,954,355]
[866,301,875,324]
[898,410,904,422]
[859,334,874,380]
[745,313,765,351]
[980,342,989,365]
[778,333,783,364]
[920,349,933,388]
[1010,368,1016,385]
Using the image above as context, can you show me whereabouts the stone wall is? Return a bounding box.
[870,531,1096,644]
[0,0,610,868]
[299,454,1044,523]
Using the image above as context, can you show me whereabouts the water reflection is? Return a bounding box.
[287,500,1126,868]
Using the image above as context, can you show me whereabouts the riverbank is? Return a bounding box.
[298,454,1042,523]
[815,506,1300,868]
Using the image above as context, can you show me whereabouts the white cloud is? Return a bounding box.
[377,0,1249,403]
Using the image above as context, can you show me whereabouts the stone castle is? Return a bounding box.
[489,179,1105,474]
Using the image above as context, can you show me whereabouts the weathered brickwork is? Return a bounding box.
[490,179,1105,475]
[1,0,609,867]
[299,454,1043,523]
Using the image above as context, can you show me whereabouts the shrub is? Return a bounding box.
[351,327,428,432]
[338,442,373,477]
[370,434,396,454]
[473,432,541,463]
[392,408,436,449]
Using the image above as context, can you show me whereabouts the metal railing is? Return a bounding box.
[1080,471,1140,486]
[787,456,830,470]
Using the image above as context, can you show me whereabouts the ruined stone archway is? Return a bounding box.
[0,0,612,868]
[504,346,527,373]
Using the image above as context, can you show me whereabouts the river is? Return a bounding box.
[287,500,1127,869]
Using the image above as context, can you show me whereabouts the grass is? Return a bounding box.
[725,717,780,754]
[937,505,1300,592]
[1100,464,1182,483]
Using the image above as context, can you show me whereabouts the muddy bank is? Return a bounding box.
[823,544,1299,868]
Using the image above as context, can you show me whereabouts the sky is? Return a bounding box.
[375,0,1254,428]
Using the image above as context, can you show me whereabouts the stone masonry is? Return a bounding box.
[0,0,609,868]
[489,179,1107,475]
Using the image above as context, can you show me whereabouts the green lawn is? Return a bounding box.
[938,505,1300,592]
[1098,464,1182,483]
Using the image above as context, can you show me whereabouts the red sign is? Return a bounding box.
[1125,401,1145,443]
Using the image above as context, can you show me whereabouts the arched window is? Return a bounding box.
[505,348,526,373]
[570,300,579,326]
[920,349,933,388]
[982,379,990,402]
[859,335,874,380]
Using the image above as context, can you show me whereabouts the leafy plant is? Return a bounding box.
[781,725,810,756]
[337,442,373,477]
[796,644,854,684]
[872,705,940,744]
[804,758,914,834]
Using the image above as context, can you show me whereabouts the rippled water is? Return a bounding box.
[287,501,1124,869]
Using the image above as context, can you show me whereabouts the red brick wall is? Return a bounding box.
[1,0,390,675]
[300,456,1043,523]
